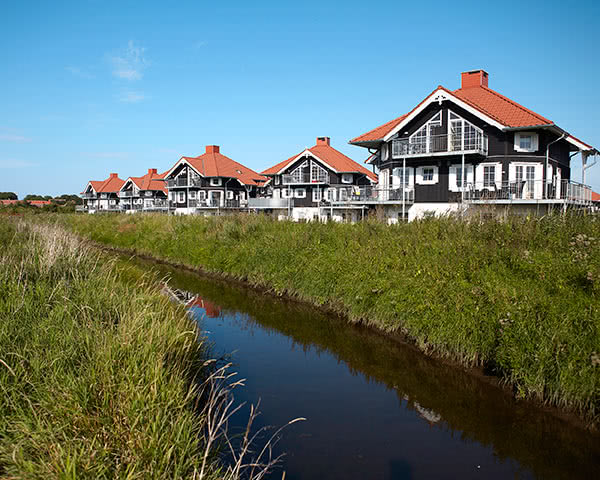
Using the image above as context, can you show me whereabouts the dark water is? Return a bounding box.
[142,260,599,479]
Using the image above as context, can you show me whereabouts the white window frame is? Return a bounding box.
[178,191,185,203]
[475,162,502,190]
[415,165,439,185]
[210,178,222,186]
[508,162,543,199]
[312,188,322,202]
[226,190,234,200]
[189,190,197,199]
[282,187,292,199]
[198,190,206,200]
[294,188,306,199]
[449,164,474,192]
[514,132,539,153]
[274,176,280,185]
[341,173,353,184]
[392,167,414,189]
[170,192,176,201]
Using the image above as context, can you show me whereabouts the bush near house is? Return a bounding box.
[57,213,600,424]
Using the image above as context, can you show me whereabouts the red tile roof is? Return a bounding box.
[262,139,378,182]
[592,191,600,202]
[179,147,267,186]
[128,169,167,194]
[453,85,552,128]
[87,173,125,193]
[350,81,593,150]
[0,200,51,207]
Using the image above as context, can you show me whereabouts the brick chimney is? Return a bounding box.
[206,145,220,154]
[109,173,118,178]
[316,136,330,146]
[461,70,489,88]
[148,168,157,175]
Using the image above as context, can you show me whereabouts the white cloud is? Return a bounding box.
[117,90,146,103]
[0,128,32,143]
[0,159,37,168]
[66,66,94,79]
[108,41,148,81]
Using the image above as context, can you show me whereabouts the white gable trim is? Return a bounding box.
[164,157,205,179]
[382,88,506,142]
[84,182,96,194]
[566,135,594,152]
[275,149,340,175]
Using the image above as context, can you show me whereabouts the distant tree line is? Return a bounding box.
[0,192,18,200]
[0,193,83,205]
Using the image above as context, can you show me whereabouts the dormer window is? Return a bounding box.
[210,178,222,186]
[341,173,353,184]
[515,132,539,153]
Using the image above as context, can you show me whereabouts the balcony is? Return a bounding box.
[248,197,293,209]
[81,192,96,199]
[331,186,414,205]
[282,173,330,185]
[392,133,488,159]
[118,190,136,198]
[166,177,202,188]
[464,180,592,205]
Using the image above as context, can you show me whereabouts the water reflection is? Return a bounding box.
[149,261,599,480]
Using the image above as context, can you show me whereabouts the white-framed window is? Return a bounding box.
[416,166,439,185]
[227,190,234,200]
[290,161,309,183]
[311,162,328,183]
[514,132,539,152]
[282,187,292,199]
[338,188,350,201]
[341,173,353,184]
[239,191,246,200]
[483,166,495,187]
[392,167,414,188]
[409,111,443,154]
[198,190,206,200]
[145,191,152,197]
[508,162,543,199]
[210,178,222,186]
[294,188,306,198]
[325,188,336,202]
[449,164,474,192]
[189,190,197,199]
[381,143,389,161]
[178,191,185,203]
[475,163,502,190]
[101,193,107,199]
[170,192,176,201]
[274,176,280,185]
[312,188,322,202]
[109,199,116,205]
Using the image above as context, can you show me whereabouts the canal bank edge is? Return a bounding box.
[55,213,600,429]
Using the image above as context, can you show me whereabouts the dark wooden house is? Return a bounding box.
[347,70,597,222]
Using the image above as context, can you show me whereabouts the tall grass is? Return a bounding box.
[56,212,600,424]
[0,219,292,478]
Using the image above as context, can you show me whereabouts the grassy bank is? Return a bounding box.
[57,213,600,424]
[0,218,287,479]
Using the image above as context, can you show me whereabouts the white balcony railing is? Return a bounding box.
[464,179,592,205]
[392,133,488,158]
[248,198,293,209]
[166,177,202,188]
[331,186,414,204]
[282,173,330,185]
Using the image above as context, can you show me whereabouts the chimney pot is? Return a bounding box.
[148,168,157,175]
[316,136,330,146]
[461,70,489,89]
[110,173,118,178]
[206,145,220,154]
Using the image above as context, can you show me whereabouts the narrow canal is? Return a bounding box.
[140,259,599,479]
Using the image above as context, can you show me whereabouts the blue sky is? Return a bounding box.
[1,0,599,196]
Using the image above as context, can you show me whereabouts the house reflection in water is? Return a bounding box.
[186,296,222,318]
